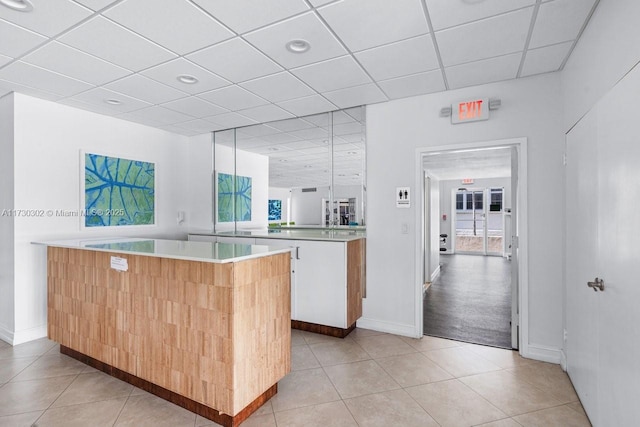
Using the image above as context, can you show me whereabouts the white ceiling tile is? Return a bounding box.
[318,0,429,52]
[104,0,233,55]
[58,98,124,116]
[278,94,337,117]
[198,85,268,111]
[22,42,130,85]
[205,112,258,129]
[187,37,282,83]
[67,87,152,112]
[291,56,370,93]
[436,7,533,67]
[0,78,63,101]
[521,41,573,77]
[378,70,445,99]
[289,127,330,140]
[240,72,315,103]
[161,97,228,118]
[192,0,309,34]
[236,124,282,137]
[425,0,536,31]
[141,58,230,95]
[0,54,10,67]
[157,124,199,136]
[355,34,439,81]
[0,0,92,37]
[529,0,597,49]
[322,83,387,109]
[244,12,347,68]
[0,61,92,96]
[105,74,187,105]
[446,53,521,89]
[73,0,119,11]
[172,119,216,134]
[59,16,176,71]
[267,118,316,132]
[0,18,47,57]
[309,0,335,6]
[117,112,165,128]
[237,104,295,123]
[126,105,193,125]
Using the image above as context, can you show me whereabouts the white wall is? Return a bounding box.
[439,177,511,253]
[364,73,565,357]
[0,93,15,337]
[268,187,291,224]
[7,93,190,344]
[186,134,269,231]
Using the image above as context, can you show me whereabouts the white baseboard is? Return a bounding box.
[521,343,563,364]
[430,265,441,282]
[0,324,14,345]
[12,325,47,346]
[560,349,567,371]
[356,317,419,338]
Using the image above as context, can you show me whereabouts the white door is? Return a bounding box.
[565,106,600,423]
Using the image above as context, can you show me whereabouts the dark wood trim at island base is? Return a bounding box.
[60,345,277,427]
[291,320,356,338]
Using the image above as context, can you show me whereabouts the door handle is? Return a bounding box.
[587,277,604,292]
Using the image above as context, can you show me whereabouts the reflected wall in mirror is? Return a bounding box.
[213,107,366,231]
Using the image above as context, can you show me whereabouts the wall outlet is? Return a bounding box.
[401,223,409,234]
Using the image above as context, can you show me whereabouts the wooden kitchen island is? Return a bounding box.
[38,238,292,427]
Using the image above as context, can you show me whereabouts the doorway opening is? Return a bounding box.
[418,140,525,350]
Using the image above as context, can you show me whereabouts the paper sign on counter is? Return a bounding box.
[111,256,128,272]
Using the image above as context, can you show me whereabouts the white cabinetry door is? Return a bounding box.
[293,240,346,328]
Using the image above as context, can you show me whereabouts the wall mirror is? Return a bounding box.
[212,106,366,231]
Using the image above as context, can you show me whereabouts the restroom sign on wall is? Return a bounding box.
[396,187,410,208]
[451,98,489,124]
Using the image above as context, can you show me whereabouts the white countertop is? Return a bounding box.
[189,228,366,242]
[33,237,292,263]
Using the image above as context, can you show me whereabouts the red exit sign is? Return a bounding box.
[451,98,489,124]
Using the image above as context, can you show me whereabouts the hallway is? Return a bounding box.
[424,254,512,349]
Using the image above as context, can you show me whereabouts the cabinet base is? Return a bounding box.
[291,320,356,338]
[60,345,277,427]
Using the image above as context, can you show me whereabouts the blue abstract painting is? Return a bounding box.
[268,199,282,221]
[218,172,252,222]
[84,153,155,227]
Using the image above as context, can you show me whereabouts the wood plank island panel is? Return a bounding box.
[346,239,365,327]
[47,247,291,423]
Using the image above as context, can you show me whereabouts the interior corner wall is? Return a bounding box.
[0,93,15,342]
[364,73,565,350]
[11,93,190,344]
[187,133,214,231]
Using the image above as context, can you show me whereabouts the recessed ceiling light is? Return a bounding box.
[304,165,312,168]
[0,0,33,12]
[286,39,311,54]
[279,159,288,163]
[177,74,198,84]
[338,174,346,177]
[347,151,358,155]
[105,99,122,105]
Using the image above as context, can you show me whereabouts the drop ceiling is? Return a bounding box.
[0,0,600,137]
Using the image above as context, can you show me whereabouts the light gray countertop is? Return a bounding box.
[189,228,366,242]
[33,237,292,264]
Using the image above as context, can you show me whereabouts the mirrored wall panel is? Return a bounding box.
[213,107,365,231]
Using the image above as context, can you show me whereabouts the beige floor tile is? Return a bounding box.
[44,343,61,356]
[114,394,196,427]
[353,334,417,359]
[0,338,57,360]
[474,418,522,427]
[423,345,502,378]
[513,404,592,426]
[402,335,463,352]
[463,343,532,369]
[0,375,76,417]
[0,357,37,383]
[376,352,452,387]
[0,410,43,427]
[309,340,370,366]
[460,370,563,416]
[406,379,506,427]
[195,413,224,427]
[566,401,587,417]
[270,368,341,412]
[302,331,352,345]
[51,371,134,407]
[35,397,127,427]
[291,345,321,371]
[291,329,307,347]
[239,413,276,427]
[347,328,386,340]
[345,388,439,427]
[508,362,579,403]
[252,399,273,416]
[274,400,358,427]
[10,354,86,382]
[323,359,401,399]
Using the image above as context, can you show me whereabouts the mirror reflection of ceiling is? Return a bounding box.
[423,147,512,180]
[215,107,365,189]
